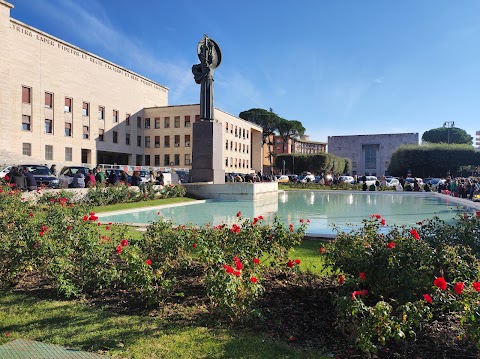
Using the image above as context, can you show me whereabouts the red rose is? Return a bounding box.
[338,275,344,284]
[258,215,264,220]
[287,260,294,268]
[387,241,396,249]
[300,219,304,223]
[145,259,152,266]
[253,258,260,264]
[433,277,447,291]
[83,215,88,221]
[121,239,128,247]
[235,261,243,270]
[319,247,325,254]
[294,259,301,265]
[359,272,366,281]
[307,219,310,223]
[5,332,10,337]
[224,265,233,274]
[423,294,433,304]
[288,336,297,342]
[381,218,386,226]
[192,243,197,248]
[29,212,33,217]
[233,270,241,277]
[106,226,111,230]
[116,245,122,254]
[410,229,420,240]
[250,277,258,283]
[473,282,480,292]
[66,226,72,231]
[236,211,241,217]
[454,282,464,295]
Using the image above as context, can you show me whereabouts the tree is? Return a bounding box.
[239,108,281,172]
[422,127,473,145]
[276,119,306,153]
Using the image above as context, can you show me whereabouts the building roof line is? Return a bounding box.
[9,18,169,92]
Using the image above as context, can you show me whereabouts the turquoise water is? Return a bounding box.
[98,191,475,236]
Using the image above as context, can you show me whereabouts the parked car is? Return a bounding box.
[104,168,131,184]
[137,170,151,184]
[405,177,424,187]
[58,166,90,188]
[339,175,355,184]
[299,172,315,183]
[385,178,400,187]
[0,166,12,178]
[358,176,378,186]
[20,164,59,188]
[424,178,444,190]
[277,175,290,183]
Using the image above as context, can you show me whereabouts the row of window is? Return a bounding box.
[225,157,250,169]
[22,143,72,161]
[225,122,249,139]
[144,115,200,129]
[225,140,249,154]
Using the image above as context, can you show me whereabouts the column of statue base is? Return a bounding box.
[190,120,225,184]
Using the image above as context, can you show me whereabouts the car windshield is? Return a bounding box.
[28,166,51,176]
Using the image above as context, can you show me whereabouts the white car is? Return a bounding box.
[339,176,354,184]
[299,173,316,183]
[359,176,378,186]
[0,166,12,178]
[385,178,400,187]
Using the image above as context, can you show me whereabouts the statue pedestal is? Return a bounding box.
[190,121,225,184]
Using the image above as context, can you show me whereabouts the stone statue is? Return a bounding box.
[192,35,222,121]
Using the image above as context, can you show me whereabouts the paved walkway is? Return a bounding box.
[0,339,107,359]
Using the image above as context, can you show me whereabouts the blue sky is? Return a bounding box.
[11,0,480,144]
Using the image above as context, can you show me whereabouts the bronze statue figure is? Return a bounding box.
[192,35,222,121]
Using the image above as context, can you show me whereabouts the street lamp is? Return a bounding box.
[443,121,455,144]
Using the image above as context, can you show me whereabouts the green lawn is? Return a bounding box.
[0,291,326,359]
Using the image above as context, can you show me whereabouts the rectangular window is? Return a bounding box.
[98,106,105,120]
[145,155,151,166]
[195,114,200,122]
[44,119,53,134]
[65,147,72,161]
[154,117,160,129]
[185,135,190,147]
[243,144,245,153]
[126,133,130,145]
[364,144,377,170]
[99,128,105,141]
[137,116,141,128]
[45,92,53,108]
[82,102,89,117]
[154,155,160,166]
[137,136,142,147]
[235,126,238,137]
[22,115,31,131]
[184,116,190,127]
[235,142,237,152]
[65,97,72,113]
[45,145,53,161]
[113,109,118,123]
[22,86,31,103]
[22,143,31,156]
[174,154,180,166]
[83,126,89,139]
[230,141,233,150]
[243,128,246,139]
[145,118,151,129]
[174,116,180,128]
[164,117,170,128]
[136,155,143,166]
[126,114,130,125]
[246,145,249,154]
[225,158,228,167]
[145,136,151,148]
[247,130,249,139]
[155,136,160,148]
[230,157,233,167]
[164,154,170,166]
[113,130,118,143]
[226,139,228,150]
[65,122,72,137]
[185,154,191,165]
[174,135,180,147]
[225,122,229,133]
[164,136,170,147]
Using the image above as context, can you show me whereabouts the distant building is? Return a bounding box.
[328,133,419,176]
[261,134,326,174]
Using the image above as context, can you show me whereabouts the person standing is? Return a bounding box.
[9,167,27,190]
[95,167,105,184]
[23,167,37,191]
[49,164,57,176]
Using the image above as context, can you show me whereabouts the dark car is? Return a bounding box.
[104,168,131,184]
[21,164,59,188]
